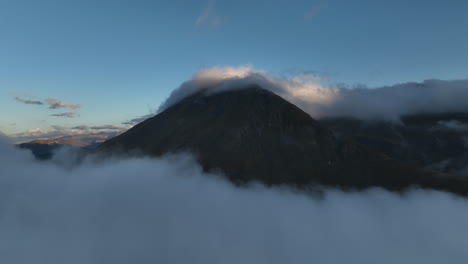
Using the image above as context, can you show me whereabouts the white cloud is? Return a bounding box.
[159,65,468,120]
[159,65,339,114]
[0,139,467,263]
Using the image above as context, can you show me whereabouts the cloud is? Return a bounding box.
[50,112,79,118]
[8,125,124,143]
[46,97,81,109]
[71,125,89,130]
[13,93,82,111]
[14,96,43,105]
[90,125,126,130]
[122,114,155,125]
[196,0,225,27]
[0,139,468,263]
[304,3,327,20]
[158,65,259,111]
[71,125,128,131]
[159,65,468,120]
[12,91,37,98]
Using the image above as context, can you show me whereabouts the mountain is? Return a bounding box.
[99,86,468,194]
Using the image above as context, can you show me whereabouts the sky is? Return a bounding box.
[1,0,467,140]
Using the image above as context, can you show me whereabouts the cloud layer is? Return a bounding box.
[9,125,124,143]
[159,66,468,120]
[0,139,467,263]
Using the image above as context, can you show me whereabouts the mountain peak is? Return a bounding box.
[99,86,468,194]
[100,86,341,184]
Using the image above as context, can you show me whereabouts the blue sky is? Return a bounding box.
[1,0,467,139]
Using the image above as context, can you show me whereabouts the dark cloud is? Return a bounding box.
[71,125,89,130]
[46,97,81,109]
[50,112,79,118]
[14,96,43,105]
[0,139,467,263]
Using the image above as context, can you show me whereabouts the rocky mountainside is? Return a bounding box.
[98,86,468,194]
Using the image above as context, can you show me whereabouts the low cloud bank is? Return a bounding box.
[1,139,467,263]
[9,125,128,143]
[159,66,468,120]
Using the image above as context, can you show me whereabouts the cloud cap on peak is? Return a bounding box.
[158,66,468,121]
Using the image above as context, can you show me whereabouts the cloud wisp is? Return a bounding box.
[71,125,127,131]
[90,125,127,130]
[196,0,225,27]
[0,139,467,263]
[14,96,43,105]
[46,97,81,109]
[50,112,79,118]
[304,3,327,20]
[122,114,155,126]
[159,65,468,120]
[437,120,468,132]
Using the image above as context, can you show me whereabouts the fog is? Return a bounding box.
[159,66,468,120]
[1,138,467,263]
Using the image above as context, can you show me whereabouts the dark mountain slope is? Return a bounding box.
[322,113,468,176]
[99,86,468,194]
